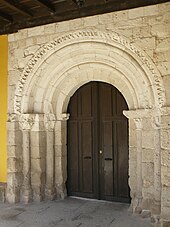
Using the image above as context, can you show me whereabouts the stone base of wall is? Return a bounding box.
[0,183,6,203]
[161,221,170,227]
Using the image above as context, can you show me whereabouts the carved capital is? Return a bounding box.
[123,109,152,119]
[19,114,35,131]
[44,114,56,131]
[7,113,18,122]
[58,113,70,121]
[151,116,161,129]
[134,118,142,130]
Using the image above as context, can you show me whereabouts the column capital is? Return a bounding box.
[7,113,19,122]
[123,109,153,119]
[151,116,161,129]
[134,118,143,130]
[44,114,56,131]
[19,114,35,131]
[57,113,70,121]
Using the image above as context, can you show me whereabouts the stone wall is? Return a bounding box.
[7,2,170,227]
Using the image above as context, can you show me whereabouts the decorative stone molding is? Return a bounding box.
[58,113,70,121]
[134,118,143,130]
[7,113,19,122]
[123,109,160,119]
[44,114,56,131]
[19,114,35,131]
[151,116,161,129]
[14,29,165,114]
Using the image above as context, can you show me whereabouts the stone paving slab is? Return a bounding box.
[0,197,151,227]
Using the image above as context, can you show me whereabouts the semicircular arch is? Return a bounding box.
[14,29,165,115]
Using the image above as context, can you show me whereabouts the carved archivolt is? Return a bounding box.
[14,29,165,114]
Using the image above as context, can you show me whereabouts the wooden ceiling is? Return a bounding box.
[0,0,169,35]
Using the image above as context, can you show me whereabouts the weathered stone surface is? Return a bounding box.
[0,183,6,203]
[6,2,170,226]
[141,209,151,218]
[162,221,170,227]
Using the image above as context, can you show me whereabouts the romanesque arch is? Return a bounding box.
[14,29,165,114]
[7,29,166,224]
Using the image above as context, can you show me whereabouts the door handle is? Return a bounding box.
[99,150,103,154]
[84,156,92,159]
[105,158,112,161]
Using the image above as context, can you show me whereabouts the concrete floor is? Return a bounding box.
[0,197,151,227]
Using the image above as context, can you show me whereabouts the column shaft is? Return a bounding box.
[22,130,32,202]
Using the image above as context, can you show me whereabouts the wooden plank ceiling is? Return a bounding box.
[0,0,169,35]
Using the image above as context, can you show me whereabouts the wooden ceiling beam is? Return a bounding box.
[0,9,13,22]
[0,0,169,35]
[3,0,33,17]
[34,0,56,13]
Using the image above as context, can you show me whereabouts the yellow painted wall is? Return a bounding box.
[0,35,8,182]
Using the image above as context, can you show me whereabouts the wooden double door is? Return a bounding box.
[67,82,130,203]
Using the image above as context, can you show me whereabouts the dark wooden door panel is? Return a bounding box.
[67,81,130,202]
[68,121,79,193]
[102,121,114,198]
[81,121,93,193]
[116,120,129,199]
[67,82,98,199]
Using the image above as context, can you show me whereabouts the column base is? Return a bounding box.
[6,187,20,203]
[132,196,143,214]
[161,220,170,227]
[45,187,56,200]
[151,215,161,227]
[21,188,32,203]
[0,183,6,203]
[56,183,67,199]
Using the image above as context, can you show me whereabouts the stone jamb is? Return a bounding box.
[30,114,46,202]
[123,109,162,221]
[6,114,22,203]
[124,110,143,213]
[151,116,161,226]
[54,113,69,199]
[44,113,56,200]
[158,107,170,227]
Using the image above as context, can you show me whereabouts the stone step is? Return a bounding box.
[0,183,6,202]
